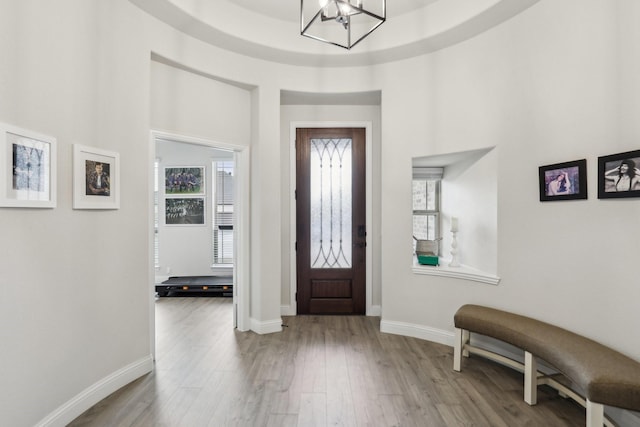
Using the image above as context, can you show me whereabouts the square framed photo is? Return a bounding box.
[165,197,205,225]
[539,159,587,202]
[164,166,205,195]
[598,149,640,199]
[73,144,120,209]
[0,122,57,208]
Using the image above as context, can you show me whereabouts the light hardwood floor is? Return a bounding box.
[69,297,586,426]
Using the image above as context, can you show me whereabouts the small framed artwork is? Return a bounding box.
[539,159,587,202]
[165,197,205,225]
[164,166,204,195]
[598,150,640,199]
[0,122,57,208]
[73,144,120,209]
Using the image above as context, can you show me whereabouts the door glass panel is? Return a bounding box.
[310,138,352,268]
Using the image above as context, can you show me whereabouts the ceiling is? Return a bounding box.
[130,0,540,67]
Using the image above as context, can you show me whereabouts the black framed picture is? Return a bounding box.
[165,197,205,225]
[164,166,204,195]
[598,149,640,199]
[539,159,587,202]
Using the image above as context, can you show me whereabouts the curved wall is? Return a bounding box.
[1,0,638,425]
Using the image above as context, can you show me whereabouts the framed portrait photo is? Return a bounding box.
[598,149,640,199]
[165,197,205,225]
[539,159,587,202]
[73,144,120,209]
[0,122,57,208]
[164,166,205,195]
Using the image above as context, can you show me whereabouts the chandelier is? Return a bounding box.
[300,0,386,50]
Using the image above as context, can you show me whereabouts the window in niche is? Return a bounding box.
[412,167,443,254]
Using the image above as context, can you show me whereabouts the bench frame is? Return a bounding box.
[453,328,614,427]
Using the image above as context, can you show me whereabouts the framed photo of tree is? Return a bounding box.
[0,122,57,208]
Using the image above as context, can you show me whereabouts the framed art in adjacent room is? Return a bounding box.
[165,197,205,225]
[0,122,57,208]
[73,144,120,209]
[598,149,640,199]
[164,166,204,195]
[539,159,587,202]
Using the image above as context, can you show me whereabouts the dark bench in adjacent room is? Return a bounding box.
[156,276,233,297]
[453,304,640,427]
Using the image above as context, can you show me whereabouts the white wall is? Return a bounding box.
[150,60,250,278]
[2,0,639,425]
[0,1,152,426]
[150,59,252,145]
[380,0,640,360]
[440,148,498,272]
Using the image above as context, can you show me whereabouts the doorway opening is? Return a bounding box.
[149,131,250,358]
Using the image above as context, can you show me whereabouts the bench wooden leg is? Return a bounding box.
[524,351,537,405]
[462,329,470,358]
[453,328,468,371]
[586,400,604,427]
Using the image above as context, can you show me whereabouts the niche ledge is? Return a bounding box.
[412,259,500,285]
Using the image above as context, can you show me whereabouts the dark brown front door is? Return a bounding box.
[296,128,366,315]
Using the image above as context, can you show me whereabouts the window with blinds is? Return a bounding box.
[412,167,443,252]
[212,161,234,265]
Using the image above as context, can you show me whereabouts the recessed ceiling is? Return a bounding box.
[232,0,432,23]
[130,0,540,67]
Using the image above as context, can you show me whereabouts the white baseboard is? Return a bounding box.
[251,317,283,334]
[35,355,154,427]
[380,319,454,347]
[281,305,296,316]
[368,305,381,316]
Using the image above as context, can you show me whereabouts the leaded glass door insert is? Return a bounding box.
[310,138,352,269]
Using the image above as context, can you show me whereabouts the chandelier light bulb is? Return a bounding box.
[301,0,386,50]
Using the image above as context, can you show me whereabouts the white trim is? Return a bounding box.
[369,305,381,316]
[281,304,296,316]
[289,121,374,315]
[233,148,251,331]
[380,320,454,347]
[35,355,153,427]
[250,317,283,335]
[412,260,500,285]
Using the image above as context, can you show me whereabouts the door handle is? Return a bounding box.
[353,242,367,248]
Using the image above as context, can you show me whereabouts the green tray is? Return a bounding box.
[417,253,439,266]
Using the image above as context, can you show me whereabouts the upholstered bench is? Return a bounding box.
[453,304,640,427]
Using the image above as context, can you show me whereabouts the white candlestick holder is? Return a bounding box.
[449,231,460,267]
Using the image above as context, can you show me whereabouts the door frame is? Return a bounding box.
[289,121,373,316]
[149,130,251,359]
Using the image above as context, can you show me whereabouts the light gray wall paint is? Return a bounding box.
[1,0,639,426]
[0,1,152,425]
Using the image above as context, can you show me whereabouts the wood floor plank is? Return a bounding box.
[298,392,327,427]
[69,297,588,427]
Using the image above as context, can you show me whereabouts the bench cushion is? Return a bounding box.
[454,304,640,411]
